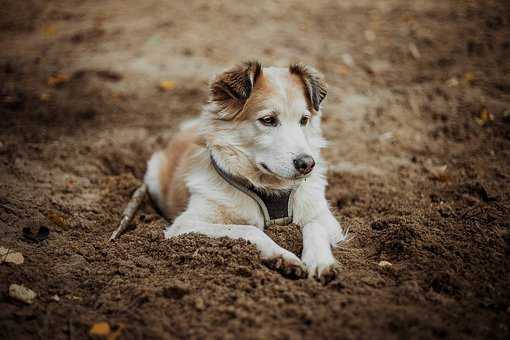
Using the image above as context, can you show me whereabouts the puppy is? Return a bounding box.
[144,61,346,282]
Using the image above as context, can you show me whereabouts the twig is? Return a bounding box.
[0,203,17,214]
[68,314,73,340]
[109,184,147,241]
[460,204,481,219]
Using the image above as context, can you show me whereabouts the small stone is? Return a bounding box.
[428,164,449,182]
[51,294,60,302]
[0,247,24,265]
[194,297,205,311]
[446,77,459,87]
[408,43,421,59]
[9,284,37,304]
[367,60,391,74]
[364,30,376,41]
[378,260,393,268]
[341,53,355,67]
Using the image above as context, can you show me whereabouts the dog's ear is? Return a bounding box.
[209,61,262,119]
[289,63,327,112]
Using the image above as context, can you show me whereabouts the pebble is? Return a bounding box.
[378,260,393,268]
[0,247,24,265]
[194,297,205,311]
[364,30,376,41]
[9,284,37,304]
[341,53,355,67]
[367,60,391,74]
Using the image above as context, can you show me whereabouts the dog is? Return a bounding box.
[144,61,346,282]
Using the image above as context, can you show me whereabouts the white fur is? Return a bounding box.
[145,66,345,280]
[144,151,166,215]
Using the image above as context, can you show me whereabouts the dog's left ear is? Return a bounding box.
[209,61,262,119]
[289,63,328,112]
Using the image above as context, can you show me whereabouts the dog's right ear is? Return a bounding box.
[209,61,262,120]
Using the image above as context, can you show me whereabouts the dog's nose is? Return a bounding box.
[293,154,315,175]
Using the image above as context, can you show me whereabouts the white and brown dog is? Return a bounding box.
[144,61,346,282]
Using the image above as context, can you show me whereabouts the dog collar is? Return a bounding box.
[210,154,297,228]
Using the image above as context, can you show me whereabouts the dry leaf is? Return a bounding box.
[0,247,24,265]
[475,109,494,126]
[44,24,56,36]
[338,65,350,76]
[89,322,125,340]
[463,71,475,84]
[107,323,125,340]
[47,211,67,228]
[39,93,51,101]
[9,284,36,304]
[158,80,176,91]
[90,322,111,336]
[48,74,70,87]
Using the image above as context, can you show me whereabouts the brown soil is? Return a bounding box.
[1,0,510,339]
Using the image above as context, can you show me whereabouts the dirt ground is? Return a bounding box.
[1,0,509,339]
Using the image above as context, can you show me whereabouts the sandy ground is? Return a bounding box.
[1,0,509,339]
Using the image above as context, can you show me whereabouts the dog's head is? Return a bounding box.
[203,61,328,189]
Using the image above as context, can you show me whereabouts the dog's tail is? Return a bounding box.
[144,150,167,217]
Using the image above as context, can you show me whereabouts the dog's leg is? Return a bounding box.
[166,217,306,278]
[301,210,345,283]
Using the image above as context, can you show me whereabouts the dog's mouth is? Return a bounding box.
[258,163,311,180]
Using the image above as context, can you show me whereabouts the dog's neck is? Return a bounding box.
[208,146,302,193]
[209,149,298,227]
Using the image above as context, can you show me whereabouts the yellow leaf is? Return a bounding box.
[475,108,494,126]
[463,72,475,84]
[158,80,176,91]
[90,322,111,336]
[338,65,350,76]
[47,74,69,87]
[44,24,56,36]
[39,93,51,101]
[107,323,125,340]
[47,211,67,228]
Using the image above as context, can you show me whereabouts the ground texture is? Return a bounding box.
[1,0,509,339]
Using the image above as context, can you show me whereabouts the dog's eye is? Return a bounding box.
[259,116,278,127]
[300,116,310,126]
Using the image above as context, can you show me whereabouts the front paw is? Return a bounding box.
[263,252,306,279]
[303,257,340,284]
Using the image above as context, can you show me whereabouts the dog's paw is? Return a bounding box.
[263,252,306,279]
[316,263,340,285]
[304,259,340,284]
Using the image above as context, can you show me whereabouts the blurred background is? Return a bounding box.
[1,0,509,339]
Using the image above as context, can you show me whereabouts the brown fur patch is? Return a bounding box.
[159,128,205,220]
[289,63,327,112]
[209,61,262,120]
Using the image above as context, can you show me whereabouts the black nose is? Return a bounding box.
[293,154,315,175]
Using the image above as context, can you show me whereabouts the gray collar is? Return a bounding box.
[210,154,297,228]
